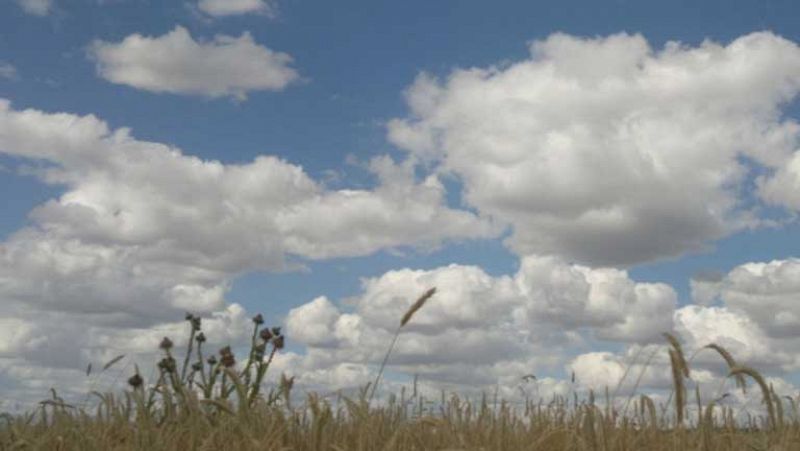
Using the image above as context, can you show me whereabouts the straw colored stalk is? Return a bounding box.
[368,287,436,403]
[729,366,777,430]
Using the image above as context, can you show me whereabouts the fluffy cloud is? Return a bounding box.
[389,32,800,266]
[282,255,800,405]
[567,344,799,422]
[197,0,276,17]
[674,305,796,371]
[0,100,493,271]
[691,258,800,341]
[759,151,800,210]
[16,0,51,16]
[0,100,495,408]
[282,256,677,394]
[89,26,299,99]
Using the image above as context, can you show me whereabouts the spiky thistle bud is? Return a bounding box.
[252,313,264,325]
[158,357,176,373]
[159,337,173,351]
[128,373,143,389]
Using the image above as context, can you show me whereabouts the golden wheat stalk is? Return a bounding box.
[668,349,687,426]
[729,366,777,430]
[368,287,436,403]
[663,333,690,378]
[703,343,747,394]
[400,287,436,327]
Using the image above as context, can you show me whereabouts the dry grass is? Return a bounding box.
[369,287,436,402]
[3,291,800,450]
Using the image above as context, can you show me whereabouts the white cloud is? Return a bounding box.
[0,62,17,80]
[282,256,677,393]
[692,258,800,340]
[0,100,496,407]
[16,0,52,16]
[569,352,627,390]
[89,26,299,99]
[759,150,800,210]
[689,270,725,306]
[674,305,794,370]
[282,255,800,403]
[389,32,800,266]
[4,30,800,413]
[197,0,276,17]
[0,100,493,271]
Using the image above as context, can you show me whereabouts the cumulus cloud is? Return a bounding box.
[5,30,800,412]
[569,258,800,411]
[759,151,800,210]
[567,344,799,422]
[674,305,796,370]
[691,258,800,341]
[89,26,299,99]
[197,0,276,17]
[16,0,52,16]
[282,256,676,394]
[0,100,495,407]
[0,100,493,269]
[389,32,800,266]
[690,270,725,305]
[281,255,800,404]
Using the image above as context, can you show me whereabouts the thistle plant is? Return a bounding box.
[123,311,291,424]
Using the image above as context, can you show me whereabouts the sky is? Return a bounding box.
[2,0,800,412]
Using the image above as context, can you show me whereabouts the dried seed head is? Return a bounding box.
[259,328,273,341]
[158,357,176,373]
[185,312,194,321]
[128,373,143,389]
[191,317,202,331]
[191,362,203,372]
[221,353,236,368]
[159,337,173,351]
[219,346,235,367]
[207,355,217,366]
[196,332,206,343]
[400,287,436,327]
[273,335,285,350]
[253,314,264,325]
[271,327,281,336]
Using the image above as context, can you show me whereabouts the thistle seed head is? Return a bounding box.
[159,337,173,351]
[128,373,143,389]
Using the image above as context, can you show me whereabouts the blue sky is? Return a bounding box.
[2,0,800,409]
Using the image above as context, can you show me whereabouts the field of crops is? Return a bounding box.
[2,291,799,450]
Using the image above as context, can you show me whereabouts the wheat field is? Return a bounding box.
[2,289,800,450]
